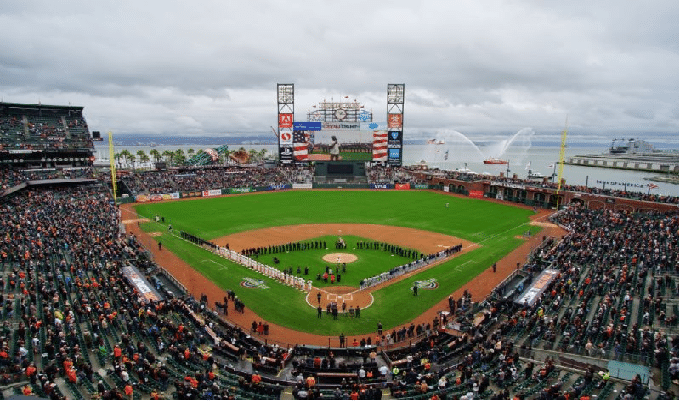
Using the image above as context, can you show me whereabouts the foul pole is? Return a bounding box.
[555,117,568,209]
[108,131,117,202]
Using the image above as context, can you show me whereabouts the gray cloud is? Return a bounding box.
[0,0,678,138]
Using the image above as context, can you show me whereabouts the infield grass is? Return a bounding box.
[136,190,539,337]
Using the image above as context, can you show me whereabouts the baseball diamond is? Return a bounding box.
[128,190,547,340]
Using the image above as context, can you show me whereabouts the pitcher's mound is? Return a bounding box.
[323,253,358,263]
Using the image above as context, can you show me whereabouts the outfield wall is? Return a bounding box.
[128,182,441,203]
[122,174,678,213]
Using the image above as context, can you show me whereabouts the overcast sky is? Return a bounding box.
[1,0,678,140]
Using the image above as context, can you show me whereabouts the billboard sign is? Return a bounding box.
[279,129,293,145]
[293,122,322,131]
[321,122,361,130]
[388,113,403,128]
[360,122,388,131]
[279,113,293,128]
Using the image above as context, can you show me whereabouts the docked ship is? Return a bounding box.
[484,158,508,165]
[566,138,679,174]
[608,138,657,155]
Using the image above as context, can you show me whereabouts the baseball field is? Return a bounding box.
[133,190,539,336]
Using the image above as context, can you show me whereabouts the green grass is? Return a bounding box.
[136,190,537,336]
[251,235,418,288]
[309,151,372,161]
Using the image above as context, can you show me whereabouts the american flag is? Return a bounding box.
[293,131,309,161]
[372,131,388,161]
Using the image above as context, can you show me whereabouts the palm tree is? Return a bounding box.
[138,150,150,167]
[149,149,162,163]
[136,150,149,168]
[119,149,132,167]
[187,148,195,157]
[114,152,123,169]
[174,149,186,165]
[162,150,175,166]
[128,154,136,169]
[248,148,259,163]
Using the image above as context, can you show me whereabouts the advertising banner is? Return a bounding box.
[360,122,388,131]
[388,113,403,128]
[279,129,293,145]
[293,122,322,131]
[181,191,202,198]
[278,113,293,128]
[228,187,252,194]
[321,122,361,130]
[395,183,411,190]
[268,184,292,191]
[292,183,313,189]
[279,146,293,164]
[370,183,391,189]
[388,131,402,141]
[469,190,484,199]
[135,193,176,203]
[413,184,429,190]
[201,189,221,197]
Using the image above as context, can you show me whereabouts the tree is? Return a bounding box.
[114,152,123,168]
[187,148,195,157]
[150,149,162,163]
[137,150,150,163]
[137,150,149,167]
[162,150,175,166]
[248,148,259,163]
[128,154,136,168]
[174,149,186,165]
[119,149,132,167]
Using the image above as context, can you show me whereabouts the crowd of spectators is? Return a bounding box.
[435,170,679,205]
[0,111,93,151]
[1,159,678,398]
[0,183,292,399]
[120,166,313,195]
[366,165,428,185]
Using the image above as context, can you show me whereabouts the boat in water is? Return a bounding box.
[527,170,546,180]
[427,139,445,145]
[483,158,508,165]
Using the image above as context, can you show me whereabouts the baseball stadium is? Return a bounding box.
[0,91,677,400]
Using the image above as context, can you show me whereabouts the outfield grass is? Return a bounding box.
[136,190,538,336]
